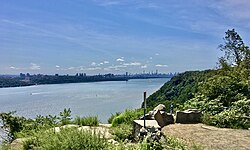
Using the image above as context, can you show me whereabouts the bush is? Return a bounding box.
[108,112,121,124]
[110,124,133,141]
[203,110,250,129]
[73,116,99,126]
[111,109,144,127]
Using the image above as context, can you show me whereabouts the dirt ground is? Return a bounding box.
[162,123,250,150]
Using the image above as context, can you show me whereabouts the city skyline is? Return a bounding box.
[1,0,250,74]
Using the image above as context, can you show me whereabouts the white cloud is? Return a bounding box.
[141,65,147,69]
[87,67,102,71]
[149,57,153,60]
[155,53,159,56]
[123,62,141,66]
[91,62,97,66]
[209,0,250,20]
[56,65,60,68]
[68,67,75,70]
[155,64,168,67]
[10,66,17,69]
[104,61,109,64]
[105,65,127,71]
[108,65,127,69]
[116,57,125,62]
[99,62,104,65]
[30,63,40,70]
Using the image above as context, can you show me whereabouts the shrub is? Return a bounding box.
[204,109,250,129]
[59,108,72,125]
[108,112,121,124]
[111,109,144,127]
[110,124,133,141]
[73,116,99,126]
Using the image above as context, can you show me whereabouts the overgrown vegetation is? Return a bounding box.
[108,109,143,141]
[22,128,108,150]
[73,116,99,126]
[111,109,144,127]
[0,108,100,142]
[146,29,250,129]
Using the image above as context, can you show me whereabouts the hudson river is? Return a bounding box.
[0,78,169,123]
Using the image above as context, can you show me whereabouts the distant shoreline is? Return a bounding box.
[0,77,171,89]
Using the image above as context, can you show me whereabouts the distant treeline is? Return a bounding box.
[0,73,173,88]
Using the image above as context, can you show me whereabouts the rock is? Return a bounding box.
[176,109,201,123]
[53,124,79,132]
[145,130,163,143]
[153,110,174,127]
[139,113,154,120]
[139,111,155,120]
[153,104,167,112]
[78,126,113,139]
[133,120,161,140]
[11,138,27,150]
[148,126,158,133]
[108,139,119,145]
[139,127,148,137]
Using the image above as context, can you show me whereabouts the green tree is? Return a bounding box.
[219,29,250,66]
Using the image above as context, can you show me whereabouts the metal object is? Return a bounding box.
[144,91,146,128]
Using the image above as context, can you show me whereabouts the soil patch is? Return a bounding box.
[162,123,250,150]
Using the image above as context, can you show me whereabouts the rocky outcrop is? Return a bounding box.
[140,104,174,127]
[153,110,174,127]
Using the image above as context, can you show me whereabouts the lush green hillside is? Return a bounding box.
[146,70,217,110]
[146,29,250,129]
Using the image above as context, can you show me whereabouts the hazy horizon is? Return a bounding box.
[1,0,250,75]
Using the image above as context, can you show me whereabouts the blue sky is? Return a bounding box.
[1,0,250,75]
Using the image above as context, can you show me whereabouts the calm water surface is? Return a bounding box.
[0,78,169,123]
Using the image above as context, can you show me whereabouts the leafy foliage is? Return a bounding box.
[59,108,72,125]
[218,29,250,66]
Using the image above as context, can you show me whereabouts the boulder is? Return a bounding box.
[78,126,113,139]
[153,110,174,127]
[153,104,167,112]
[176,109,201,123]
[11,138,27,150]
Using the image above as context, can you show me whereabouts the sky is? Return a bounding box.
[1,0,250,75]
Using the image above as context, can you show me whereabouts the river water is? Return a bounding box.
[0,78,169,123]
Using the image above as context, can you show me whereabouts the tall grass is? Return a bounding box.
[23,128,107,150]
[110,124,133,141]
[73,116,99,126]
[108,112,121,124]
[111,109,144,127]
